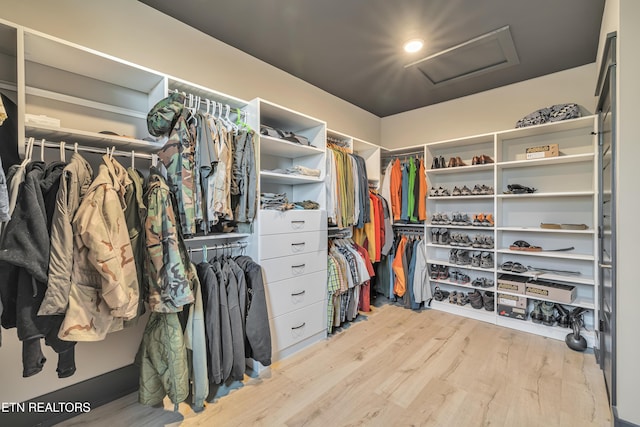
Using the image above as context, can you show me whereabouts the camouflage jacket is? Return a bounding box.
[157,109,196,236]
[59,156,139,341]
[144,167,194,313]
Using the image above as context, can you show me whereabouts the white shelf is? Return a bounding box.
[497,226,594,234]
[427,259,495,273]
[496,269,595,286]
[260,171,323,185]
[496,116,596,140]
[426,164,494,174]
[25,124,164,153]
[496,316,595,348]
[427,243,494,251]
[495,289,595,310]
[497,249,594,261]
[427,224,495,230]
[430,278,496,291]
[393,222,425,228]
[497,191,594,199]
[429,300,496,324]
[428,194,494,200]
[497,153,594,169]
[184,233,250,243]
[260,135,324,158]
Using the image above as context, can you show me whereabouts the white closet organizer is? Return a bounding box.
[327,128,381,187]
[425,116,599,346]
[247,100,329,362]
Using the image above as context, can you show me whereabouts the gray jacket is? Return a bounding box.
[231,130,257,224]
[183,264,208,411]
[234,256,271,366]
[0,156,9,223]
[39,153,93,316]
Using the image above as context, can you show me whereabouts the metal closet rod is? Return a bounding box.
[24,138,154,160]
[188,241,248,253]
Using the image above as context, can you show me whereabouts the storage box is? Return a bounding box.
[24,114,61,128]
[497,304,528,320]
[526,143,559,160]
[525,280,576,304]
[497,274,527,295]
[497,292,527,308]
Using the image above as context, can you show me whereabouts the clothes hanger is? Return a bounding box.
[151,153,158,167]
[39,138,45,162]
[22,137,34,166]
[73,142,78,154]
[131,150,135,169]
[59,140,65,162]
[202,244,208,263]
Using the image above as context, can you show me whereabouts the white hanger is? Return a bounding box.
[40,138,45,162]
[131,150,135,169]
[22,137,35,166]
[59,141,65,162]
[202,244,208,262]
[73,142,78,154]
[151,153,158,167]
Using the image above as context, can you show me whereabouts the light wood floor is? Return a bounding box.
[57,304,611,427]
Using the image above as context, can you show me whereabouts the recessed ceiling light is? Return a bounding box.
[403,38,424,53]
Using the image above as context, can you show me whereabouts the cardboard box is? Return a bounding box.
[525,280,576,304]
[497,274,527,295]
[526,143,559,160]
[497,293,527,309]
[498,304,528,320]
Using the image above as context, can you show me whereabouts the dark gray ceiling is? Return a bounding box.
[139,0,605,117]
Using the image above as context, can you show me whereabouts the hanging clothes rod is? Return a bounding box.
[24,138,154,160]
[381,149,424,159]
[188,241,248,253]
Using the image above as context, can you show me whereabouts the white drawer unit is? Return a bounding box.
[260,250,327,283]
[259,210,327,235]
[264,271,327,319]
[269,301,326,351]
[259,231,327,260]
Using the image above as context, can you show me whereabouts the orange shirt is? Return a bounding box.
[392,236,408,297]
[418,158,427,221]
[390,159,402,221]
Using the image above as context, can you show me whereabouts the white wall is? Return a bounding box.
[380,64,597,148]
[0,0,380,145]
[612,0,640,425]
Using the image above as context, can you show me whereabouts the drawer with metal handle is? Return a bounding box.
[264,270,327,318]
[259,210,327,235]
[259,231,327,260]
[260,250,327,283]
[269,301,325,351]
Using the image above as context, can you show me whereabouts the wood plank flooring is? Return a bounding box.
[57,304,611,427]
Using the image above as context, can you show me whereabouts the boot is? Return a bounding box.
[541,301,556,326]
[531,300,543,323]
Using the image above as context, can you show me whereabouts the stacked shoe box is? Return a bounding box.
[497,274,528,320]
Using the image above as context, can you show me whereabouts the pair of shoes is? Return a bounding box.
[430,186,451,197]
[472,234,494,249]
[430,228,450,245]
[450,233,472,247]
[456,291,469,306]
[433,286,450,301]
[471,277,494,288]
[470,251,493,268]
[450,270,470,284]
[500,261,527,273]
[483,291,495,311]
[452,185,472,196]
[451,212,471,225]
[510,240,542,251]
[431,213,452,225]
[450,249,471,265]
[471,184,494,195]
[504,184,537,194]
[468,289,484,309]
[431,156,447,169]
[472,154,494,165]
[472,213,494,227]
[531,300,556,325]
[447,156,467,168]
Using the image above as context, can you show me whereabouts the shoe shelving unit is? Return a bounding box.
[425,116,599,347]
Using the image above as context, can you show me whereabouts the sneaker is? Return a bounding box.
[452,186,462,196]
[472,184,483,195]
[480,252,494,268]
[449,290,458,304]
[449,249,458,264]
[431,228,439,243]
[481,185,494,195]
[430,212,440,224]
[433,286,450,301]
[456,250,471,265]
[438,265,450,280]
[458,272,471,284]
[429,264,439,280]
[429,187,439,197]
[471,251,481,267]
[483,214,495,227]
[459,234,472,247]
[472,214,483,227]
[457,292,469,306]
[460,185,472,196]
[483,278,494,288]
[472,277,485,287]
[460,213,471,225]
[438,228,450,245]
[482,235,494,249]
[472,234,483,248]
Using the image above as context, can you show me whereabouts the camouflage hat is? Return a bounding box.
[147,92,185,137]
